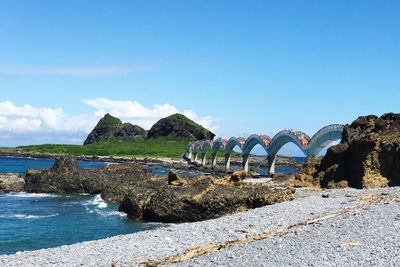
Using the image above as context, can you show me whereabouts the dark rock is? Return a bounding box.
[321,193,330,198]
[168,170,187,186]
[295,113,400,189]
[119,175,294,223]
[148,113,215,141]
[25,156,294,223]
[83,113,146,145]
[230,171,247,183]
[24,155,150,203]
[115,123,147,141]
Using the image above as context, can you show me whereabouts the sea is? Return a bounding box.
[0,157,159,255]
[0,156,304,255]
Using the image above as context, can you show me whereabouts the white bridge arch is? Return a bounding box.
[185,124,344,175]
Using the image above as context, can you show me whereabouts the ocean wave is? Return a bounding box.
[0,213,59,219]
[83,194,108,209]
[95,210,126,218]
[6,192,58,198]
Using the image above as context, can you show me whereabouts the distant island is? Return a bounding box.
[10,113,215,158]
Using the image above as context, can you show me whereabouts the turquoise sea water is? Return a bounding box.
[0,157,156,255]
[0,156,304,255]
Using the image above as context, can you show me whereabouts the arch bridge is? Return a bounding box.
[184,124,344,175]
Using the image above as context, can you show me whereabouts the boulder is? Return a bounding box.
[119,175,294,223]
[168,170,187,186]
[0,173,25,191]
[148,113,215,141]
[230,171,247,183]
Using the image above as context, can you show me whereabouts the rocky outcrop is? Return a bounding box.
[24,155,150,203]
[83,113,146,145]
[295,113,400,189]
[148,113,215,141]
[119,174,293,223]
[0,173,25,191]
[25,156,293,223]
[116,123,147,141]
[293,157,322,188]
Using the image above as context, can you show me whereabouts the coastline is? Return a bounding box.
[1,187,398,266]
[0,149,300,172]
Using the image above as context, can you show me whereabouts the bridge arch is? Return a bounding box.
[224,137,245,171]
[307,124,344,156]
[199,141,212,166]
[184,124,344,176]
[268,130,309,157]
[210,138,227,169]
[242,135,271,173]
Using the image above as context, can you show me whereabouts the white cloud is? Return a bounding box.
[0,101,96,134]
[83,98,218,131]
[0,65,157,77]
[0,99,219,146]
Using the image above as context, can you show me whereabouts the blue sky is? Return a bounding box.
[0,0,399,155]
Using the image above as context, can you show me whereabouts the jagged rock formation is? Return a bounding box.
[295,113,400,189]
[24,156,293,223]
[24,155,151,203]
[83,113,146,145]
[119,174,293,223]
[148,113,215,141]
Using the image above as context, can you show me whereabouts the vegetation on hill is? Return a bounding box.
[18,138,188,158]
[16,138,236,159]
[95,113,122,128]
[167,113,204,130]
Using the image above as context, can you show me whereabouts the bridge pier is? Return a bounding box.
[201,153,207,167]
[225,153,231,171]
[187,151,192,161]
[193,152,198,163]
[243,154,249,173]
[267,154,276,176]
[211,153,217,169]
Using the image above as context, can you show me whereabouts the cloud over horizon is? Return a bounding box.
[0,98,218,146]
[0,63,165,77]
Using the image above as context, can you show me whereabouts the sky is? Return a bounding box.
[0,0,399,155]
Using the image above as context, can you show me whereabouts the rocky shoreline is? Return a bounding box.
[21,156,294,223]
[1,187,399,266]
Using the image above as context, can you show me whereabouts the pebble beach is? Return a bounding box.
[1,187,399,267]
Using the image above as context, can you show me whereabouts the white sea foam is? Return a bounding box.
[96,210,126,218]
[0,213,59,219]
[83,194,108,209]
[6,192,58,198]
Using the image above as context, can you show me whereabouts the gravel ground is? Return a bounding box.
[1,187,399,267]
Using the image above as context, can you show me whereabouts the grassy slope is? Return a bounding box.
[95,113,122,128]
[17,138,188,158]
[167,113,207,131]
[16,138,234,159]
